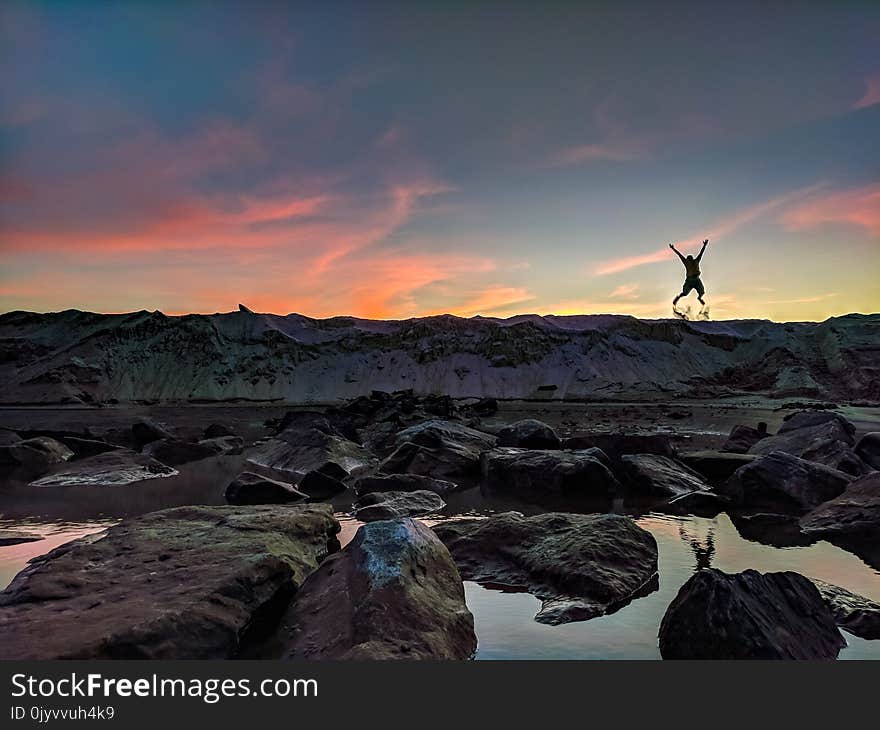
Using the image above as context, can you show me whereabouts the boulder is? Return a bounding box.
[810,579,880,640]
[0,530,44,547]
[280,519,476,659]
[355,473,459,496]
[854,432,880,471]
[434,512,658,625]
[379,421,495,482]
[561,433,675,460]
[246,427,374,479]
[658,568,845,660]
[463,397,498,416]
[59,436,117,460]
[749,412,867,475]
[800,472,880,542]
[143,438,216,466]
[678,450,757,480]
[131,417,176,446]
[497,419,561,450]
[0,504,340,659]
[665,490,729,517]
[723,451,852,511]
[204,423,235,439]
[0,437,73,473]
[729,512,813,547]
[354,490,446,522]
[198,435,244,455]
[393,419,496,452]
[722,423,768,453]
[225,471,307,505]
[481,448,620,502]
[297,469,347,500]
[29,449,177,487]
[621,454,709,498]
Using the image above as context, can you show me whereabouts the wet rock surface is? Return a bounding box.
[434,512,658,625]
[0,436,73,474]
[497,419,561,449]
[481,448,620,502]
[246,427,374,479]
[279,519,476,659]
[722,451,852,511]
[354,490,446,522]
[659,568,845,659]
[143,438,217,466]
[854,431,880,471]
[678,450,757,480]
[621,454,709,498]
[811,579,880,640]
[0,504,340,659]
[29,449,177,487]
[354,472,459,496]
[225,471,307,505]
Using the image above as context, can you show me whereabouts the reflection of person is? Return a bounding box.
[670,238,709,306]
[679,523,716,571]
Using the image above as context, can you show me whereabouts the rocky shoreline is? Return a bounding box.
[1,389,879,659]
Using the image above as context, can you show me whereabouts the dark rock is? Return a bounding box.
[0,437,73,474]
[380,420,495,482]
[722,451,852,511]
[561,433,675,460]
[131,417,176,446]
[658,568,845,660]
[679,450,757,480]
[0,530,44,547]
[394,419,496,453]
[203,423,235,439]
[354,473,459,496]
[749,412,867,475]
[729,512,813,547]
[280,519,476,659]
[198,435,244,455]
[800,472,880,542]
[665,490,729,517]
[854,432,880,471]
[354,490,446,522]
[0,430,21,447]
[481,448,620,501]
[29,449,176,487]
[434,512,658,625]
[722,423,768,454]
[246,428,373,479]
[497,419,561,449]
[59,436,118,460]
[298,470,347,500]
[143,438,216,466]
[621,454,709,498]
[811,579,880,640]
[225,471,307,505]
[464,398,498,416]
[0,504,339,659]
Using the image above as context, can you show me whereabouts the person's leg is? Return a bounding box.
[675,279,693,305]
[695,278,706,305]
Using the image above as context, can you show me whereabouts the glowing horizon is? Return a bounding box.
[2,2,879,324]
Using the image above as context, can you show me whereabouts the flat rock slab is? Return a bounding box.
[354,490,446,522]
[280,519,476,659]
[144,438,217,466]
[621,454,709,498]
[800,472,880,539]
[354,473,459,496]
[678,450,757,480]
[724,451,852,511]
[434,512,658,625]
[811,579,880,640]
[0,530,44,546]
[481,448,620,501]
[659,568,845,660]
[0,504,340,659]
[246,428,373,479]
[29,449,177,487]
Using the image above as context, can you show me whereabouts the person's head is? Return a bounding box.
[686,255,694,262]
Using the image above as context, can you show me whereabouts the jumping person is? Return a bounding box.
[670,238,708,306]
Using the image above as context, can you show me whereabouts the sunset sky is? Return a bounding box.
[1,1,878,321]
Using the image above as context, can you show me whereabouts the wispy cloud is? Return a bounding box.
[765,293,839,305]
[609,283,640,299]
[780,184,880,236]
[853,74,880,110]
[593,184,826,276]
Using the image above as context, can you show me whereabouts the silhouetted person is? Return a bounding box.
[670,238,709,306]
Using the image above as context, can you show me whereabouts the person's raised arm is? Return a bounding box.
[696,238,709,262]
[669,243,685,262]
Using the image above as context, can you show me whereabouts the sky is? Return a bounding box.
[1,1,879,322]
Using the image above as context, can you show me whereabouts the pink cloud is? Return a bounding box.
[609,283,640,299]
[853,75,880,110]
[780,184,880,236]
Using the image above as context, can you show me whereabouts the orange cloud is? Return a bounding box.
[780,184,880,236]
[609,283,640,299]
